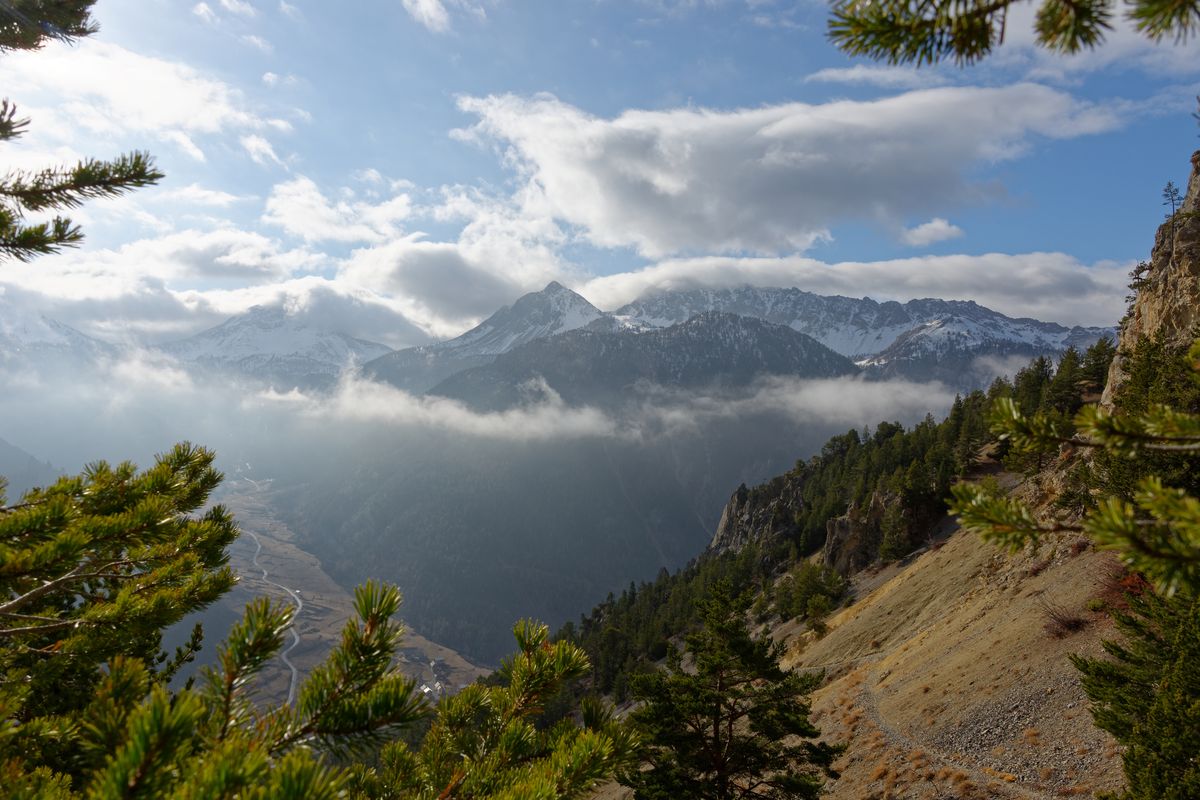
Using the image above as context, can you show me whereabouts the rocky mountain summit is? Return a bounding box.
[618,287,1114,386]
[365,282,1114,399]
[362,281,605,393]
[429,311,858,411]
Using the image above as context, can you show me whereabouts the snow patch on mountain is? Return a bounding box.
[615,286,1116,364]
[160,305,393,388]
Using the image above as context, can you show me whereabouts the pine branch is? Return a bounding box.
[1036,0,1113,52]
[0,214,83,261]
[0,559,133,617]
[0,152,163,213]
[0,98,29,141]
[828,0,1016,66]
[0,0,99,52]
[1128,0,1200,41]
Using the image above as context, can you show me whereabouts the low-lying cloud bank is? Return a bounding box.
[253,373,958,443]
[0,352,960,470]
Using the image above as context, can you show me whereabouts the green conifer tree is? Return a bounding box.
[621,583,838,800]
[1069,590,1200,800]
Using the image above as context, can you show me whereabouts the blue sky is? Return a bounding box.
[1,0,1197,345]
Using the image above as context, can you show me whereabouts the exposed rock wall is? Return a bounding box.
[708,475,805,554]
[822,493,886,575]
[1103,150,1200,406]
[708,472,888,576]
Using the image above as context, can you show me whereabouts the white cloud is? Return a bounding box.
[636,375,958,436]
[0,40,286,161]
[262,176,413,242]
[241,34,274,53]
[220,0,258,16]
[338,236,526,332]
[192,3,218,23]
[0,229,319,302]
[262,72,300,89]
[400,0,488,33]
[241,134,284,166]
[900,217,964,247]
[402,0,451,32]
[580,251,1128,328]
[455,85,1122,258]
[279,1,302,18]
[804,65,949,89]
[158,184,248,207]
[260,375,620,439]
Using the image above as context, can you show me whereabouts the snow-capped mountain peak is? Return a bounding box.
[446,281,605,358]
[159,305,393,389]
[362,282,605,392]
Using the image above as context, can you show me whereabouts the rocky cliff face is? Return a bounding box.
[822,493,886,575]
[708,475,805,554]
[1103,150,1200,406]
[708,473,889,576]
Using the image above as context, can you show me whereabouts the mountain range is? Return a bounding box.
[366,282,1115,398]
[0,282,1115,395]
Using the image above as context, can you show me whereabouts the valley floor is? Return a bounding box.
[216,481,489,705]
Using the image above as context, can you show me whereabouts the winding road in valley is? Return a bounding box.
[245,529,303,705]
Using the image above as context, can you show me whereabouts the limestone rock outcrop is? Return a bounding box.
[1103,150,1200,406]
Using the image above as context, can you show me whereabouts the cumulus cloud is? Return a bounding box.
[0,230,325,340]
[337,236,529,334]
[580,251,1127,328]
[900,217,964,247]
[455,85,1122,257]
[262,176,413,243]
[0,40,288,162]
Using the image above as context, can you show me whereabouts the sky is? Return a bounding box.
[2,0,1198,347]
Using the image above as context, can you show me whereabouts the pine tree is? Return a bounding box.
[621,582,838,800]
[1070,590,1200,800]
[1082,336,1117,394]
[352,620,638,800]
[827,0,1200,66]
[0,444,238,724]
[0,0,162,262]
